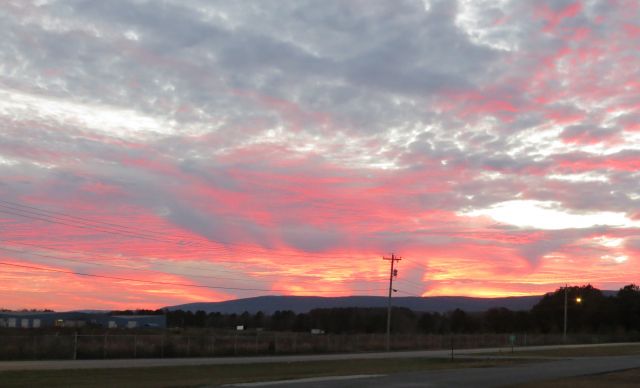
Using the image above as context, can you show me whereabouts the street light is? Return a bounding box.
[563,285,582,342]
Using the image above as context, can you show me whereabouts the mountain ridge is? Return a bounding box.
[165,294,546,314]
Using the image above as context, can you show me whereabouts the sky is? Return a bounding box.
[0,0,639,311]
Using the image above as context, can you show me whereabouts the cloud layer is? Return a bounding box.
[0,0,638,309]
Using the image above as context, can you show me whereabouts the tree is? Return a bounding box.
[616,284,640,331]
[485,307,515,333]
[450,309,478,333]
[532,284,606,333]
[418,312,442,333]
[271,310,296,331]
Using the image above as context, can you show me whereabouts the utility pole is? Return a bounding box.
[384,253,401,352]
[563,284,568,342]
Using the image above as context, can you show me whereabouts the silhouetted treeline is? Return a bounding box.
[111,309,165,316]
[161,284,640,334]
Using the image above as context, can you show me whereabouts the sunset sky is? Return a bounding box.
[1,0,639,310]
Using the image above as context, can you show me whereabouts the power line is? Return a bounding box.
[395,289,424,297]
[0,246,276,284]
[0,245,388,291]
[0,200,245,251]
[0,200,296,252]
[403,257,430,272]
[0,199,195,239]
[393,283,426,297]
[0,239,381,281]
[0,202,376,262]
[0,200,393,294]
[0,207,177,245]
[0,261,284,292]
[398,277,427,290]
[0,239,243,266]
[0,240,283,279]
[0,206,415,305]
[0,261,388,294]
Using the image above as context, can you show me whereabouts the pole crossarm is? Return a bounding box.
[383,253,402,352]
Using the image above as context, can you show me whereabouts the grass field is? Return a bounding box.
[495,344,640,358]
[0,357,524,388]
[512,367,640,387]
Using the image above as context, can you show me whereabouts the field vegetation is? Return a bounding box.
[0,357,524,388]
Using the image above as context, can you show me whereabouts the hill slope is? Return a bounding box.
[165,295,543,314]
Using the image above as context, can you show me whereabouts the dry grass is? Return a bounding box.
[0,357,524,388]
[512,367,640,387]
[502,344,640,358]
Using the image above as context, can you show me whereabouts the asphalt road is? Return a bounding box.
[0,342,637,371]
[223,355,640,388]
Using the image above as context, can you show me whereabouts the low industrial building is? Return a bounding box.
[0,312,166,329]
[107,315,166,329]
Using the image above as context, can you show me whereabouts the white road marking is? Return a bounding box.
[225,374,384,386]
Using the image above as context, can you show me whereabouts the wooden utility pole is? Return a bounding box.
[563,284,568,342]
[384,253,401,352]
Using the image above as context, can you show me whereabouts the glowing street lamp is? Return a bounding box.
[563,285,582,342]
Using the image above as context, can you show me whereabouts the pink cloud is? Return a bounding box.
[554,152,640,172]
[536,1,583,33]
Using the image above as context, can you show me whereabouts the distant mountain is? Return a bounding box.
[165,295,544,314]
[69,310,111,314]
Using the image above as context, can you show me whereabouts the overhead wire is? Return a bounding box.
[394,289,424,297]
[0,261,388,294]
[0,202,378,262]
[0,239,243,266]
[0,237,376,279]
[0,245,388,291]
[398,277,427,290]
[0,246,283,284]
[0,199,397,295]
[403,257,430,272]
[0,199,196,239]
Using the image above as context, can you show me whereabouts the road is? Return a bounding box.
[223,355,640,388]
[0,342,636,371]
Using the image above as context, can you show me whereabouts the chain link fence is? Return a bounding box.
[1,331,638,360]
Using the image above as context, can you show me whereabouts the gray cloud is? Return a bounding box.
[0,0,638,292]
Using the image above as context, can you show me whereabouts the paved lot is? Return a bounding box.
[222,356,640,388]
[0,342,637,371]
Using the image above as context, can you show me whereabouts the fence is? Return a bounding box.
[0,332,638,360]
